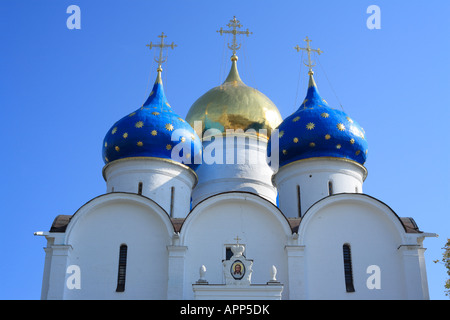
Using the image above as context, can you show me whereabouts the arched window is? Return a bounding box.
[116,244,128,292]
[342,244,355,292]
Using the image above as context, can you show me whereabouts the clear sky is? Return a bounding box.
[1,0,449,300]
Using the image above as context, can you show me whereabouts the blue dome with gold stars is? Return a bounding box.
[102,70,202,169]
[269,73,368,168]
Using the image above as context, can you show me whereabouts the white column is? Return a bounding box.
[285,245,306,300]
[398,244,430,300]
[167,245,188,299]
[43,245,72,300]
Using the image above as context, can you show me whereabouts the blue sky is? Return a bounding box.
[1,0,449,299]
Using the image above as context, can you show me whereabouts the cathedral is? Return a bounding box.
[37,17,434,300]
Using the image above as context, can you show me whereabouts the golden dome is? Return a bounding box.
[185,55,282,139]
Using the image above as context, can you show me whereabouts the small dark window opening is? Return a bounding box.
[296,185,302,217]
[116,244,128,292]
[169,186,175,217]
[225,247,233,260]
[343,244,355,292]
[328,181,333,196]
[138,182,143,195]
[225,246,245,260]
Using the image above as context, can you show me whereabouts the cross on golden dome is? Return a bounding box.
[294,36,323,75]
[146,32,177,72]
[217,16,252,59]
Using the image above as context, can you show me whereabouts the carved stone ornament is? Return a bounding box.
[223,243,253,286]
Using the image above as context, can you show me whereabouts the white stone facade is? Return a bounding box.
[38,141,435,300]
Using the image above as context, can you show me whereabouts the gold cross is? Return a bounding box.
[217,16,252,57]
[146,32,177,71]
[234,235,241,244]
[294,36,323,75]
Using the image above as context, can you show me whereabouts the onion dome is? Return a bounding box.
[102,70,202,168]
[185,55,283,139]
[269,72,368,168]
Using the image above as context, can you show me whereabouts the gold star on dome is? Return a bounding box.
[309,142,315,147]
[337,123,345,131]
[321,113,329,118]
[180,137,186,142]
[151,130,157,136]
[178,117,185,122]
[336,144,341,149]
[135,121,144,128]
[355,150,361,155]
[293,116,300,122]
[104,142,108,147]
[350,138,355,144]
[306,122,315,130]
[346,117,353,123]
[282,149,287,155]
[325,134,331,140]
[137,141,143,147]
[115,146,120,152]
[165,123,174,131]
[293,137,299,143]
[123,132,128,139]
[279,130,284,138]
[166,144,172,150]
[151,112,160,116]
[112,127,118,134]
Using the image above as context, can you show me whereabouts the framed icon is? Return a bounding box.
[230,260,245,280]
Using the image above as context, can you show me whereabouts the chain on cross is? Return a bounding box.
[217,16,252,57]
[294,36,323,75]
[146,32,177,72]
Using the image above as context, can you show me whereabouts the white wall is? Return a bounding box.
[298,194,423,299]
[192,134,277,206]
[40,190,431,300]
[62,194,173,299]
[179,193,292,299]
[274,158,367,217]
[103,158,197,218]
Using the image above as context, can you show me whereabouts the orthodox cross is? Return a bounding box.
[234,235,242,245]
[294,36,323,75]
[146,32,177,71]
[217,16,252,57]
